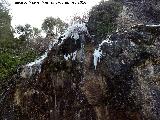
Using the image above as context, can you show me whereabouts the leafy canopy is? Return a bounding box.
[41,17,68,38]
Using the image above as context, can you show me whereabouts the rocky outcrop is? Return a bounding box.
[117,0,160,30]
[0,23,160,120]
[95,24,160,120]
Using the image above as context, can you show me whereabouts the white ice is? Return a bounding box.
[93,35,113,70]
[63,50,77,61]
[93,48,102,70]
[146,24,160,27]
[59,23,88,46]
[64,54,71,61]
[26,52,48,67]
[22,23,88,77]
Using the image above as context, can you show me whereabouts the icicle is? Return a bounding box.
[72,32,79,40]
[116,28,119,32]
[59,22,88,45]
[93,48,102,70]
[21,22,88,77]
[64,54,71,60]
[29,66,33,77]
[130,41,136,46]
[93,35,113,69]
[63,50,77,61]
[72,50,77,60]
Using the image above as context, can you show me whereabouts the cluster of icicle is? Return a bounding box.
[20,22,89,78]
[64,51,77,61]
[61,22,89,61]
[93,35,113,70]
[20,40,57,78]
[58,22,89,46]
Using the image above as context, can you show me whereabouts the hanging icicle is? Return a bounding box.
[93,35,113,70]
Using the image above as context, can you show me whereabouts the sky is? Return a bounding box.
[7,0,102,29]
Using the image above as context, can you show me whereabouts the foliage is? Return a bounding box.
[41,17,68,38]
[55,17,68,35]
[32,27,42,39]
[0,47,38,80]
[15,24,34,41]
[70,14,89,24]
[0,1,39,81]
[0,1,13,39]
[0,37,39,81]
[87,0,122,42]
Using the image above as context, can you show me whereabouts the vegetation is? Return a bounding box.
[0,0,121,81]
[0,0,70,81]
[41,17,68,38]
[15,24,33,41]
[0,1,39,81]
[87,0,122,42]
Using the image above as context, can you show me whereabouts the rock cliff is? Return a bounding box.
[0,1,160,119]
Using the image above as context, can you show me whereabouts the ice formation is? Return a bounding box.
[99,36,113,46]
[60,22,88,61]
[146,24,160,27]
[21,41,56,78]
[93,48,102,70]
[64,50,77,61]
[132,24,160,28]
[116,28,119,32]
[72,50,77,60]
[130,41,136,46]
[58,23,88,46]
[93,35,113,70]
[64,54,71,61]
[21,37,61,78]
[26,52,47,67]
[21,23,88,78]
[23,51,48,77]
[48,39,58,50]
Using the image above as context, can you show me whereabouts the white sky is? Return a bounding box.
[7,0,102,29]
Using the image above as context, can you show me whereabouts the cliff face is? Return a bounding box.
[124,0,160,23]
[0,22,160,120]
[117,0,160,30]
[96,25,160,120]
